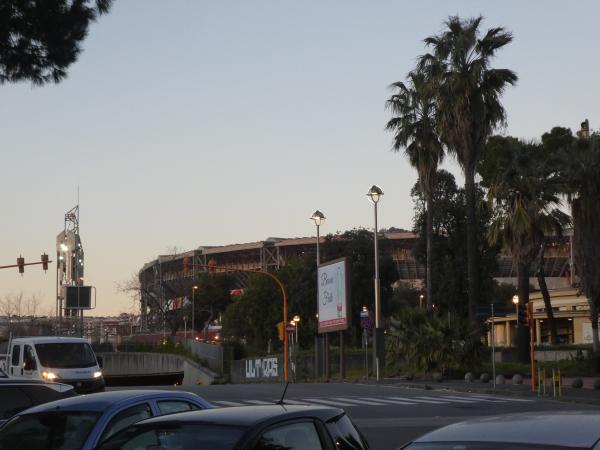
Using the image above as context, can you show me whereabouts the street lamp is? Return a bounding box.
[367,184,384,381]
[293,315,301,344]
[512,295,519,323]
[310,210,326,379]
[192,285,199,340]
[310,210,325,265]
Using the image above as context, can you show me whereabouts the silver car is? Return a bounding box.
[401,412,600,450]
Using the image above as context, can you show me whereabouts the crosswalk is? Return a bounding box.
[210,393,532,409]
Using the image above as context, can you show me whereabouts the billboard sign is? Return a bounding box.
[64,286,92,309]
[318,257,350,333]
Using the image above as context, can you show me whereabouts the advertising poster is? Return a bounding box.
[318,257,350,333]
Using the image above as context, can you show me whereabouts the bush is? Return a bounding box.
[571,378,583,389]
[91,342,114,353]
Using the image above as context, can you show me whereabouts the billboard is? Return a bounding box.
[318,257,350,333]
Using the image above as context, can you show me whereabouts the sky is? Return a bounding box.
[1,1,598,316]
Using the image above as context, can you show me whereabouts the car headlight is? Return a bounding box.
[93,371,102,378]
[42,371,59,381]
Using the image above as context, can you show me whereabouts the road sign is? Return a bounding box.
[360,316,372,330]
[360,310,369,318]
[286,325,295,334]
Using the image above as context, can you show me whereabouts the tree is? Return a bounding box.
[411,170,499,317]
[484,137,569,352]
[560,132,600,352]
[386,71,444,313]
[191,273,235,338]
[418,16,517,324]
[0,0,112,85]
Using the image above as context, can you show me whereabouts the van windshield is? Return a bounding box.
[34,343,97,368]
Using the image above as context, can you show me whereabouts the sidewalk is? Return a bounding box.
[373,378,600,406]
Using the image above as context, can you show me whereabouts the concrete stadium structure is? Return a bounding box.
[138,231,574,331]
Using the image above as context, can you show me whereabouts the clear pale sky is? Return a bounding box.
[1,1,598,316]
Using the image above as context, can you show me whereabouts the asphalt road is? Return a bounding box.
[109,383,600,449]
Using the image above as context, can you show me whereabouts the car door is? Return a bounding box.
[252,420,328,450]
[9,345,21,377]
[22,345,39,379]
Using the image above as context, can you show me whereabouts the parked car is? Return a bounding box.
[0,378,76,426]
[5,336,105,393]
[0,389,212,450]
[400,411,600,450]
[94,404,370,450]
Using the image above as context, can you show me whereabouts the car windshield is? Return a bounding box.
[35,343,97,368]
[0,411,100,450]
[96,423,248,450]
[404,443,585,450]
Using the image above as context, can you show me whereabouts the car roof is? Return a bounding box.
[10,337,89,344]
[22,390,206,414]
[0,379,69,386]
[135,404,343,428]
[414,412,600,448]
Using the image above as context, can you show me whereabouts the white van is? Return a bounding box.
[6,337,105,393]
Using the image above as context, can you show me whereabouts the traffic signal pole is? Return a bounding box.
[0,254,52,272]
[183,260,289,383]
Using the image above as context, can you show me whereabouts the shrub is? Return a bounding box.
[571,378,583,389]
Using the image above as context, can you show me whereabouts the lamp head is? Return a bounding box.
[512,295,519,305]
[367,185,384,204]
[310,210,326,226]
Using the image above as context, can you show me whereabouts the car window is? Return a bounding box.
[254,421,323,450]
[100,403,152,442]
[326,414,369,450]
[24,345,37,371]
[20,385,65,405]
[0,387,32,419]
[0,411,99,450]
[156,400,199,415]
[96,424,247,450]
[11,346,20,367]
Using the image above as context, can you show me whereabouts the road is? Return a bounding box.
[110,382,600,449]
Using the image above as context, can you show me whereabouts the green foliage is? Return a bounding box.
[387,307,484,374]
[412,170,499,316]
[0,0,112,85]
[192,273,236,332]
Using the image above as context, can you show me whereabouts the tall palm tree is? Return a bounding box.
[487,139,569,357]
[418,16,517,324]
[386,71,443,313]
[561,134,600,352]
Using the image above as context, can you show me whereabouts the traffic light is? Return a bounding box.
[276,321,285,342]
[182,257,191,274]
[517,302,527,325]
[41,253,49,272]
[17,256,25,274]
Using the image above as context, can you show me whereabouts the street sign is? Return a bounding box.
[360,310,369,318]
[360,316,372,330]
[286,325,295,335]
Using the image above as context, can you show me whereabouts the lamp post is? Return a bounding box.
[293,315,300,344]
[192,285,198,340]
[367,184,384,381]
[310,210,327,379]
[513,295,519,322]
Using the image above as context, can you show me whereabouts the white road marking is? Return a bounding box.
[331,397,387,406]
[388,396,447,404]
[358,397,417,405]
[303,398,357,407]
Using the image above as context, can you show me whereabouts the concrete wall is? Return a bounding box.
[184,340,223,373]
[98,352,216,386]
[493,348,589,363]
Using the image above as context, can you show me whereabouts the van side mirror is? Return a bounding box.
[97,356,104,369]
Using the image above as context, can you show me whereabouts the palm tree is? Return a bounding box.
[418,16,517,324]
[561,134,600,352]
[487,139,569,356]
[386,71,443,314]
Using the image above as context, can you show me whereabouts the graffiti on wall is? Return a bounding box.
[245,357,279,379]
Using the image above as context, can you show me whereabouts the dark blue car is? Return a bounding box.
[0,389,212,450]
